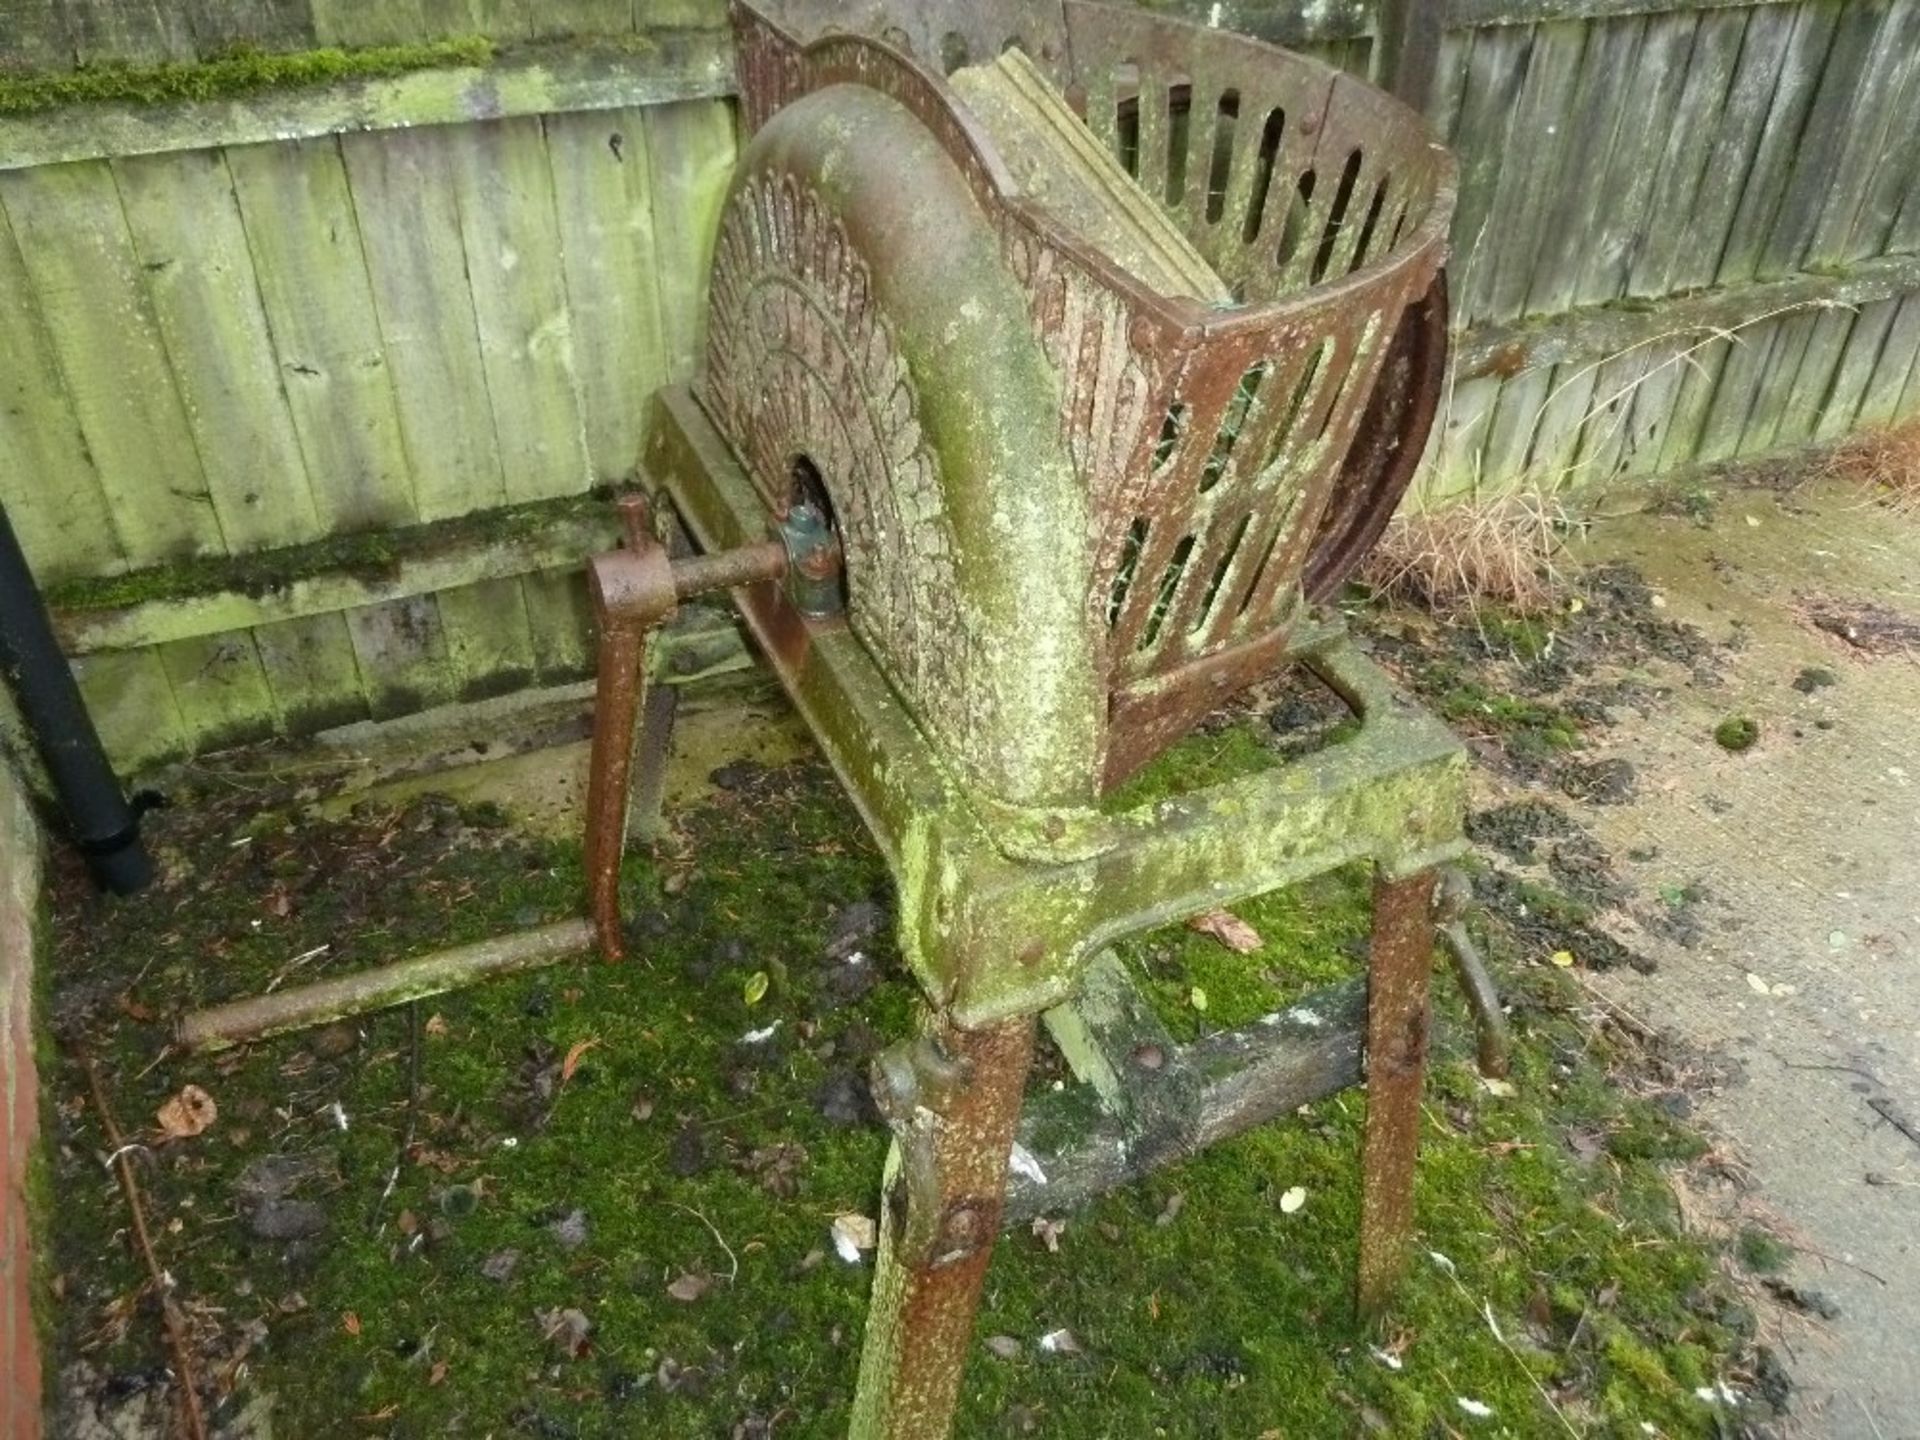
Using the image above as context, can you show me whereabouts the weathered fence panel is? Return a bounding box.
[0,0,1916,770]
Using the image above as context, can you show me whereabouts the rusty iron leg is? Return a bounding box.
[584,497,678,961]
[1357,866,1439,1318]
[851,1013,1037,1440]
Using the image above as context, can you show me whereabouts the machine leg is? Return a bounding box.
[852,1013,1036,1440]
[583,611,650,961]
[1357,866,1438,1317]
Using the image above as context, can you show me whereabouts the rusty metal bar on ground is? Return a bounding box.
[176,918,593,1053]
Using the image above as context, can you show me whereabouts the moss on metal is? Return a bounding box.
[0,38,495,115]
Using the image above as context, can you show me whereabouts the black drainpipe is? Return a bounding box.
[0,498,153,894]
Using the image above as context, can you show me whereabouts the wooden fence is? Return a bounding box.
[1,0,1917,770]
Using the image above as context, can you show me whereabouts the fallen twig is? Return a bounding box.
[75,1043,208,1440]
[1867,1096,1920,1153]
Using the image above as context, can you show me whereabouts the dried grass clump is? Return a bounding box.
[1359,490,1571,614]
[1821,419,1920,512]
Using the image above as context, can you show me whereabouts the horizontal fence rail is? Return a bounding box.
[0,0,1916,769]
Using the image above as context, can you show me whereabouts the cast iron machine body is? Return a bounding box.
[584,6,1492,1434]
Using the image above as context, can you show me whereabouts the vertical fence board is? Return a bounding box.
[1713,5,1838,286]
[1736,307,1819,457]
[1766,305,1856,451]
[1816,296,1900,442]
[60,0,194,63]
[1628,8,1747,299]
[1525,16,1641,318]
[522,568,595,684]
[1669,6,1795,294]
[342,127,508,523]
[1807,0,1920,265]
[1852,291,1920,431]
[185,0,313,53]
[308,0,424,46]
[1570,345,1654,484]
[1483,21,1589,323]
[72,649,188,771]
[0,205,122,582]
[1425,29,1474,139]
[115,148,323,554]
[1849,14,1920,262]
[0,161,222,565]
[643,100,736,383]
[1424,373,1504,505]
[1695,323,1779,465]
[436,574,537,700]
[251,611,368,734]
[1755,0,1888,279]
[546,107,671,486]
[226,137,419,538]
[444,119,594,506]
[1477,367,1556,490]
[156,631,277,750]
[1573,11,1695,307]
[344,593,456,719]
[1655,336,1733,473]
[1445,23,1533,318]
[1615,343,1689,478]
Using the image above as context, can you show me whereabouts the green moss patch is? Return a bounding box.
[40,742,1774,1436]
[45,491,610,614]
[0,38,494,116]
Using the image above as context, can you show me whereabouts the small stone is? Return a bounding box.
[249,1197,327,1241]
[548,1208,589,1250]
[1791,666,1838,694]
[814,1068,878,1129]
[984,1335,1022,1360]
[1864,1171,1895,1187]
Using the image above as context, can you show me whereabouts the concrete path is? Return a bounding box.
[1561,481,1919,1438]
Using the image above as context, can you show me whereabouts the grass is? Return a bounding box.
[41,734,1770,1438]
[1360,490,1573,615]
[1819,418,1920,513]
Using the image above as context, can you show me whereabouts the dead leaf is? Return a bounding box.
[342,1311,361,1336]
[427,1359,449,1386]
[1037,1327,1083,1355]
[666,1272,712,1303]
[1187,908,1263,954]
[155,1084,217,1140]
[1155,1192,1185,1227]
[424,1013,448,1038]
[985,1335,1022,1360]
[630,1093,656,1123]
[396,1209,418,1237]
[560,1037,600,1085]
[1031,1216,1066,1253]
[538,1306,593,1357]
[116,993,155,1023]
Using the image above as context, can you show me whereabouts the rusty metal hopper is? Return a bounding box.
[717,0,1454,790]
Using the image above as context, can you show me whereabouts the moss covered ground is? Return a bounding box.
[39,589,1781,1437]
